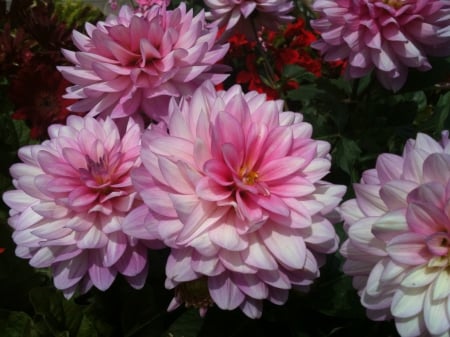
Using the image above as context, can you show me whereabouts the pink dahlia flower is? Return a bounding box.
[341,131,450,337]
[58,3,229,122]
[311,0,450,92]
[204,0,294,39]
[2,115,161,298]
[124,81,346,318]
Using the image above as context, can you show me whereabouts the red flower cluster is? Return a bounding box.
[0,0,92,139]
[8,57,77,139]
[220,17,330,99]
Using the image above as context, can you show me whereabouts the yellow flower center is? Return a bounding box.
[381,0,406,8]
[87,155,110,185]
[239,166,259,185]
[81,155,113,195]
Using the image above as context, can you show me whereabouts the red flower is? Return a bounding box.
[9,56,77,139]
[228,32,250,49]
[221,16,335,98]
[284,18,305,36]
[0,23,34,77]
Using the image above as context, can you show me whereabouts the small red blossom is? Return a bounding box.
[220,16,334,99]
[284,18,305,38]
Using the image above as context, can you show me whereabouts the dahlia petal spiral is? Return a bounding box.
[2,116,161,298]
[311,0,450,92]
[124,81,346,318]
[58,3,229,122]
[341,131,450,337]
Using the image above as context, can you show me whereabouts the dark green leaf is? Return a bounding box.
[287,84,326,102]
[332,137,362,181]
[0,310,38,337]
[29,287,85,337]
[164,308,203,337]
[282,65,317,82]
[432,91,450,133]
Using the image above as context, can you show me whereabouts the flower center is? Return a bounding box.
[87,155,109,184]
[239,166,259,185]
[380,0,406,8]
[237,165,270,196]
[79,155,112,194]
[426,232,450,257]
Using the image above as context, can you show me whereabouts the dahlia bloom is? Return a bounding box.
[2,115,161,298]
[124,81,346,318]
[341,131,450,337]
[204,0,294,40]
[310,0,450,92]
[58,3,229,122]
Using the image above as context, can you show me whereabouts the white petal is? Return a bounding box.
[432,270,450,301]
[401,266,439,288]
[424,286,450,335]
[391,288,426,318]
[395,315,426,337]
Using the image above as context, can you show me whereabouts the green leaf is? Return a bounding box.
[332,137,362,182]
[29,287,85,337]
[54,0,104,28]
[310,273,365,319]
[429,91,450,133]
[0,310,39,337]
[163,308,204,337]
[73,315,98,337]
[356,74,372,96]
[286,84,326,102]
[282,65,317,82]
[120,284,167,337]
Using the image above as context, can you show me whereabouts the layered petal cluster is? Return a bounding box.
[125,81,346,318]
[2,115,159,298]
[204,0,294,39]
[310,0,450,91]
[58,3,229,122]
[341,131,450,337]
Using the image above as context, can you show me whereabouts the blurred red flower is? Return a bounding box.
[9,57,77,139]
[221,17,333,99]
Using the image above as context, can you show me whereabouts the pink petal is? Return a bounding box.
[208,273,245,310]
[241,233,278,271]
[239,297,262,318]
[208,214,248,251]
[386,233,429,265]
[232,273,268,299]
[52,255,89,289]
[103,231,128,267]
[219,250,257,274]
[115,244,148,276]
[406,202,447,235]
[259,224,306,269]
[88,253,117,290]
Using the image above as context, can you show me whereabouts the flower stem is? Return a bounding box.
[249,17,278,90]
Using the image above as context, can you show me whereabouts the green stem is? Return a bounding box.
[249,17,278,89]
